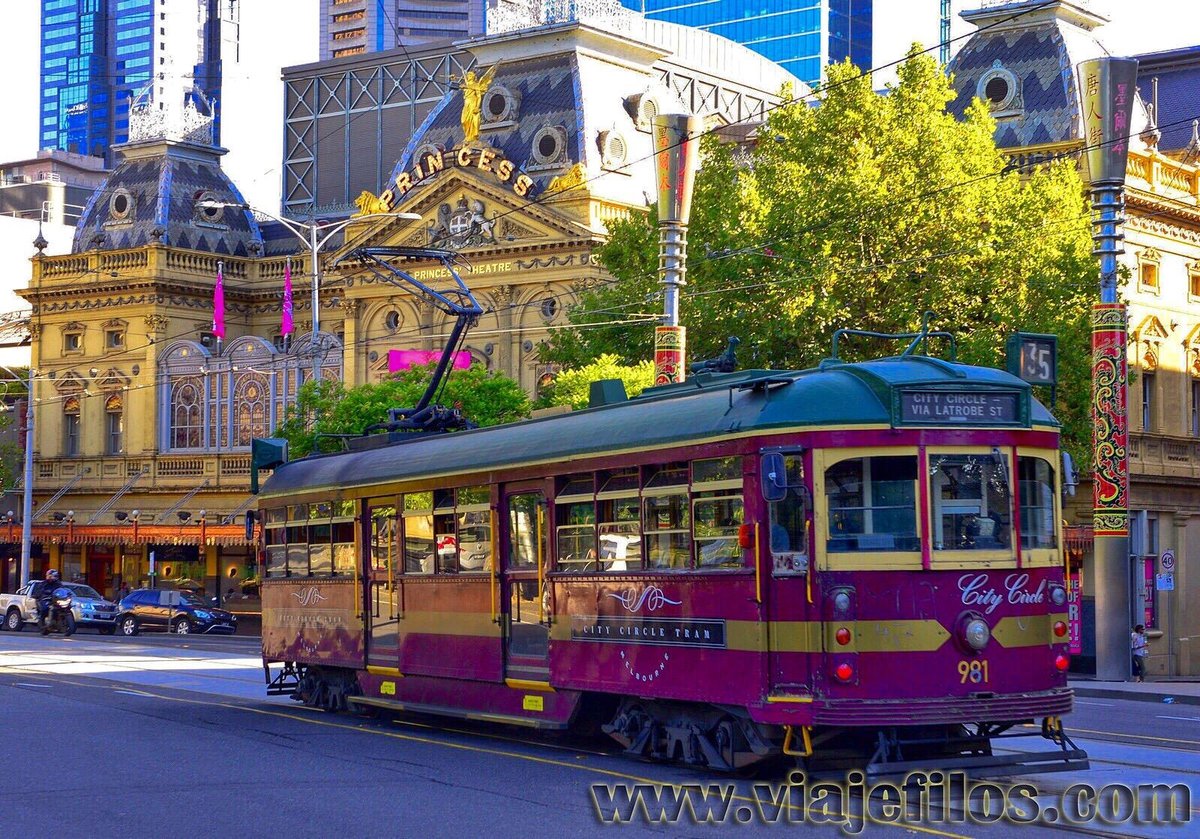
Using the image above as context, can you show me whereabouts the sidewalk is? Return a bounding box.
[1070,677,1200,706]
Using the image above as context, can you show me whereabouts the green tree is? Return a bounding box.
[0,371,28,492]
[278,363,531,457]
[535,354,656,410]
[545,52,1096,454]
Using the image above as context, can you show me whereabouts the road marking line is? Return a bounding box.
[1157,715,1200,722]
[13,682,51,688]
[13,671,970,839]
[1074,700,1115,706]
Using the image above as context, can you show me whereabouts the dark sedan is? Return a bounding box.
[115,589,238,636]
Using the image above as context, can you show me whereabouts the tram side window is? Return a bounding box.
[825,456,918,553]
[693,492,743,567]
[929,454,1012,552]
[332,520,356,574]
[598,497,641,571]
[403,513,434,574]
[264,511,287,577]
[1018,457,1057,549]
[287,524,309,576]
[456,486,492,574]
[309,522,333,575]
[644,492,690,570]
[369,503,398,574]
[556,501,597,572]
[768,454,807,555]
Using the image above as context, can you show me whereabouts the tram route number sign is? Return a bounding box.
[898,391,1020,425]
[1005,332,1057,386]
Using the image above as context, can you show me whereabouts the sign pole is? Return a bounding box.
[1079,57,1138,681]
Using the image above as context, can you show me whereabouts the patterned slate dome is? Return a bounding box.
[947,0,1151,150]
[72,135,264,257]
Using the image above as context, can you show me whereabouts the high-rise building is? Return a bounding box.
[39,0,239,163]
[318,0,484,60]
[617,0,872,87]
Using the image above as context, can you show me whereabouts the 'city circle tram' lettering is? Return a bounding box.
[378,145,536,212]
[571,615,727,649]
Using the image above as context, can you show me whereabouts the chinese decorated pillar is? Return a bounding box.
[1079,57,1138,681]
[651,114,701,385]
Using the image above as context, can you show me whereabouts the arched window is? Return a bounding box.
[63,395,81,456]
[170,377,204,448]
[233,374,269,446]
[105,393,124,455]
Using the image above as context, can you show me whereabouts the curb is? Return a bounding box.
[1071,686,1200,706]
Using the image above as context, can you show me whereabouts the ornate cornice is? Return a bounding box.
[1126,211,1200,247]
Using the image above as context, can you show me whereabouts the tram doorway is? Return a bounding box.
[365,499,400,670]
[501,486,550,682]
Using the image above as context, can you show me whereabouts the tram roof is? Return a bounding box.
[259,355,1056,499]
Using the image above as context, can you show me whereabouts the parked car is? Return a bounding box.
[1,581,118,634]
[62,583,119,634]
[115,589,238,636]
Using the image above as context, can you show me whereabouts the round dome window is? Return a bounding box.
[532,126,566,165]
[985,77,1009,105]
[109,189,134,221]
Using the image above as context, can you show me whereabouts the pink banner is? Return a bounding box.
[388,349,472,373]
[281,258,294,336]
[1067,572,1082,655]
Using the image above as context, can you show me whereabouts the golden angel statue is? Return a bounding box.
[458,64,497,144]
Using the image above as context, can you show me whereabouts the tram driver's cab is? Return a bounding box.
[762,451,810,576]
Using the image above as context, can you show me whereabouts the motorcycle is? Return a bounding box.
[39,587,76,637]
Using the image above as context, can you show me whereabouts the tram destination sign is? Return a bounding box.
[898,390,1021,425]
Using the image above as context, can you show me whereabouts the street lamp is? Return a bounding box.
[200,202,421,380]
[0,365,34,587]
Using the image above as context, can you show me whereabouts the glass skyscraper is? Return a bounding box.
[39,0,236,162]
[623,0,872,87]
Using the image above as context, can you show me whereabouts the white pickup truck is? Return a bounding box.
[0,581,119,634]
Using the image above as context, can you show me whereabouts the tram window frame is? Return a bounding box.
[1018,454,1059,555]
[764,452,809,563]
[555,473,597,573]
[596,495,642,571]
[819,449,920,568]
[402,492,435,575]
[367,499,398,577]
[926,449,1015,568]
[456,485,493,574]
[643,463,691,571]
[263,509,287,577]
[691,456,745,569]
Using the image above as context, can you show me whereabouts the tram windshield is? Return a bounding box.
[928,453,1012,552]
[825,455,919,552]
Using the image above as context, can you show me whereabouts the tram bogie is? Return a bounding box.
[257,352,1088,776]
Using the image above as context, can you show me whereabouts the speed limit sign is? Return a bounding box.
[1161,550,1175,571]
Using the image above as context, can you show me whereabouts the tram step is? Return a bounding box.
[347,695,570,730]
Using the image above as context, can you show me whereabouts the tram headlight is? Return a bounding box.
[964,618,990,651]
[833,592,851,613]
[1050,585,1067,606]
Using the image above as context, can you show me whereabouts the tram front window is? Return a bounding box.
[929,453,1012,552]
[825,455,918,552]
[1018,457,1057,549]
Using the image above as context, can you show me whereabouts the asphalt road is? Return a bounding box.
[0,632,1195,838]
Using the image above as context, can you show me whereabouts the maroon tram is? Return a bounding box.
[257,345,1087,776]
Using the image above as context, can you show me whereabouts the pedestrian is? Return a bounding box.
[1131,624,1149,682]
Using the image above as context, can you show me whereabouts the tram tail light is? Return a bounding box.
[835,627,852,646]
[1053,621,1067,638]
[738,524,753,549]
[1054,654,1070,672]
[835,662,854,682]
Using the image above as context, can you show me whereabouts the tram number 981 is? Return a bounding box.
[958,659,990,684]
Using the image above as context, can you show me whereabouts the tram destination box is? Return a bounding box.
[897,390,1021,425]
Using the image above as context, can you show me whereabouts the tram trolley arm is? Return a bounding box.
[337,246,484,424]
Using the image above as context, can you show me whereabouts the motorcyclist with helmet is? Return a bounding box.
[33,569,63,625]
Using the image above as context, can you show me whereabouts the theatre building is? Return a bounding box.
[8,5,797,603]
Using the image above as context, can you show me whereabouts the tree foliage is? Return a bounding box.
[278,363,531,457]
[543,53,1096,454]
[535,354,656,410]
